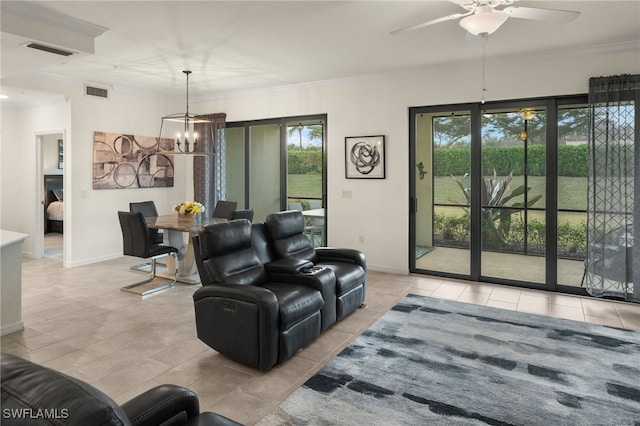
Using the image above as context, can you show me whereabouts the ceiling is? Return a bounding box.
[1,0,639,106]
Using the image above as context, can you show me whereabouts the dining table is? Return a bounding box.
[145,214,228,284]
[300,208,325,219]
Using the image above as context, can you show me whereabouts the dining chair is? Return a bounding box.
[118,211,179,296]
[304,200,325,245]
[212,200,237,219]
[129,200,163,273]
[308,199,322,209]
[230,208,255,222]
[288,202,303,211]
[129,201,163,244]
[308,223,324,247]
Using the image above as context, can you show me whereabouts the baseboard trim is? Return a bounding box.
[367,265,408,275]
[1,321,24,336]
[64,252,122,268]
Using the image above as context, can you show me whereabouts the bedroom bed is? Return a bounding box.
[44,174,63,234]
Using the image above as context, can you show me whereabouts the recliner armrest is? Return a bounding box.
[265,258,313,274]
[121,384,200,426]
[193,283,278,308]
[193,283,280,371]
[122,384,242,426]
[315,247,366,269]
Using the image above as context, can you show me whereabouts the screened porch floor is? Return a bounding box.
[416,246,584,288]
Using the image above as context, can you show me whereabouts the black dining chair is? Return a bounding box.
[230,208,254,222]
[130,201,163,244]
[129,201,164,273]
[212,200,237,219]
[118,211,179,296]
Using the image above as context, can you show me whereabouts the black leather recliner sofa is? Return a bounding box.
[0,353,241,426]
[265,210,366,322]
[192,219,325,371]
[192,211,366,371]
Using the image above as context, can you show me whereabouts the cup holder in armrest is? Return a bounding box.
[301,266,324,274]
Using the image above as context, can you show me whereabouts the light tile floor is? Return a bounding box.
[2,253,639,425]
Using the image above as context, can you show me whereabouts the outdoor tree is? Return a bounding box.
[433,115,471,147]
[287,124,323,149]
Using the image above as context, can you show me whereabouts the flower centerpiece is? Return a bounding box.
[173,201,205,224]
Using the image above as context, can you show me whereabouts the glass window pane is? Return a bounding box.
[415,112,470,276]
[481,108,546,284]
[249,124,281,222]
[557,105,589,287]
[287,121,325,246]
[225,127,245,207]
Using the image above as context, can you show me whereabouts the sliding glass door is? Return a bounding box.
[249,123,282,222]
[225,126,246,209]
[226,115,327,230]
[410,96,588,294]
[556,105,589,287]
[480,107,547,284]
[413,108,472,276]
[286,120,325,246]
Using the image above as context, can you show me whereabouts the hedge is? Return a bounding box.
[288,150,322,174]
[290,144,592,177]
[433,144,589,177]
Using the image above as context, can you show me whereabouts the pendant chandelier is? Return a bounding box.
[158,70,214,156]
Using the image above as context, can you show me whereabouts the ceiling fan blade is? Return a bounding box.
[503,6,580,22]
[390,11,471,35]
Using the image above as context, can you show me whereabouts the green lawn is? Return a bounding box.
[434,175,587,211]
[290,173,587,213]
[288,174,322,198]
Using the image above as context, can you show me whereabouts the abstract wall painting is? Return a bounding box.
[92,131,175,189]
[345,135,385,179]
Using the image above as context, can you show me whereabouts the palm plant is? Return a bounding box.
[450,170,542,249]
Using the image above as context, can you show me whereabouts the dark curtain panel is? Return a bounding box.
[586,74,640,302]
[194,113,226,219]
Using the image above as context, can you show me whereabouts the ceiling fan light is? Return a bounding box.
[460,11,509,36]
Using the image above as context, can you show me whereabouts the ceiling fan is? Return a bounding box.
[390,0,580,37]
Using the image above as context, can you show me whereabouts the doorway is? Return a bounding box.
[226,115,327,243]
[38,131,65,260]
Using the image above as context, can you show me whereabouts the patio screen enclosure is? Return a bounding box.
[586,74,640,302]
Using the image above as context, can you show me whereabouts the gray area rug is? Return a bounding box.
[259,294,640,425]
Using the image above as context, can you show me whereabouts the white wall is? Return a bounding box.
[1,77,186,266]
[200,45,640,273]
[1,97,69,257]
[1,43,638,272]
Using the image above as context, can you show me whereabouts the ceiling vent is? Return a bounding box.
[26,42,74,57]
[85,84,109,99]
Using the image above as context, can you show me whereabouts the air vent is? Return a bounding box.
[85,85,109,99]
[26,42,74,57]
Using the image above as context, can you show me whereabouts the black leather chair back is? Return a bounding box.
[198,219,269,286]
[251,222,274,264]
[1,353,242,425]
[129,200,158,217]
[265,210,317,262]
[1,353,131,425]
[230,208,254,222]
[212,200,237,219]
[118,211,151,258]
[130,201,163,244]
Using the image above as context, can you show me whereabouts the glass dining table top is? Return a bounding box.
[145,214,228,233]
